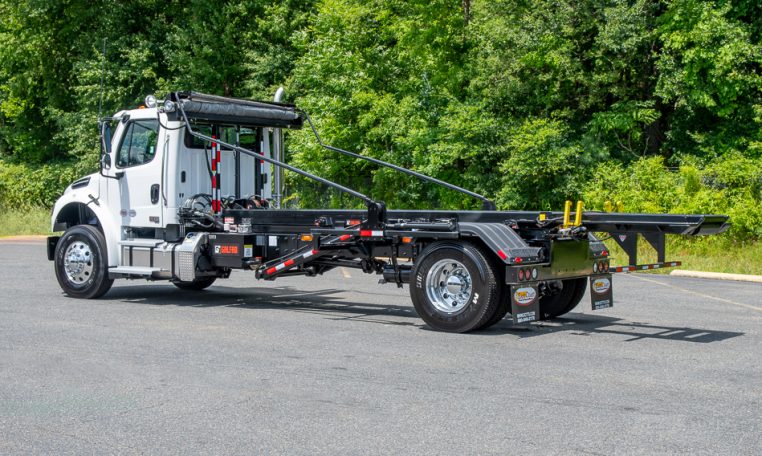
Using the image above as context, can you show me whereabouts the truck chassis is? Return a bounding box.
[47,92,729,332]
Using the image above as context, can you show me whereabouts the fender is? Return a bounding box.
[51,173,121,267]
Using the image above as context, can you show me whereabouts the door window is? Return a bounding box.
[117,120,159,168]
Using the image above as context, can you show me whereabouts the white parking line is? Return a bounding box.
[632,274,762,313]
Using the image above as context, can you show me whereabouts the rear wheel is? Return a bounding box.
[539,278,587,320]
[173,277,216,291]
[410,242,501,333]
[477,293,511,330]
[54,225,113,299]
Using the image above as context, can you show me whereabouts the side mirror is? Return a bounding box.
[98,120,122,179]
[100,121,112,156]
[100,153,112,170]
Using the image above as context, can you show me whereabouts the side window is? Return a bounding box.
[117,120,159,168]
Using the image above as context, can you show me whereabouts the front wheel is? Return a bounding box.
[54,225,114,299]
[173,277,216,291]
[410,242,501,333]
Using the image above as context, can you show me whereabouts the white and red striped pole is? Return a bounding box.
[211,130,220,213]
[215,136,221,212]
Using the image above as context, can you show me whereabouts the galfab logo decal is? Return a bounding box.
[592,278,611,294]
[513,287,537,306]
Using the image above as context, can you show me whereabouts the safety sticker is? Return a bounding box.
[215,245,239,255]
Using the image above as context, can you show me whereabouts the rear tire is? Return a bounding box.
[539,278,587,320]
[173,277,216,291]
[54,225,113,299]
[477,293,511,330]
[410,242,501,333]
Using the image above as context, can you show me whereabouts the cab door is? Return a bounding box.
[113,118,164,228]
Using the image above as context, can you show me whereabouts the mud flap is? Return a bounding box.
[590,274,613,310]
[510,283,540,324]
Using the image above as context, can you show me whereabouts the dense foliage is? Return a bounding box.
[0,0,760,239]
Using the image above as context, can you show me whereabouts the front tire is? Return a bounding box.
[173,277,216,291]
[54,225,113,299]
[410,242,501,333]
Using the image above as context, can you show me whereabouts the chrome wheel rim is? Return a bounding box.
[63,241,94,284]
[425,259,472,314]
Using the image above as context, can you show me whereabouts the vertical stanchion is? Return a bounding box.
[211,127,220,214]
[216,132,222,212]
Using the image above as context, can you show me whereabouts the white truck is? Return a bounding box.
[47,91,729,332]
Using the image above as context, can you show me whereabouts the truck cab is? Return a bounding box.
[51,95,283,272]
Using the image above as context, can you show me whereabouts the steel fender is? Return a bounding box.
[458,222,542,264]
[51,174,121,267]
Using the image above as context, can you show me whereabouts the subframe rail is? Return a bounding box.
[221,209,728,236]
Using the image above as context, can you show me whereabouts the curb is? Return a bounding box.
[670,270,762,283]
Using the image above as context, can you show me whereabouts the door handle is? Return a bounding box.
[150,184,160,204]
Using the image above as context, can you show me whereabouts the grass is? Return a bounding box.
[0,205,759,275]
[602,233,762,276]
[0,206,52,237]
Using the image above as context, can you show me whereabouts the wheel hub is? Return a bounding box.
[63,241,93,284]
[425,259,473,315]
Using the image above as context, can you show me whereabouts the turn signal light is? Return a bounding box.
[300,234,313,242]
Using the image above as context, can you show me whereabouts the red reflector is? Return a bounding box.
[312,249,319,255]
[514,257,523,264]
[602,250,609,257]
[266,267,277,275]
[284,259,295,267]
[497,249,508,260]
[339,234,351,241]
[360,230,373,237]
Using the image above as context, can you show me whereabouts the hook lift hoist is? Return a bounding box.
[47,91,729,332]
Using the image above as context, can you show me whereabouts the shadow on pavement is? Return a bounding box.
[486,314,744,343]
[102,284,421,327]
[100,284,744,342]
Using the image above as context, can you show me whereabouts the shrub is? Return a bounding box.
[584,155,762,240]
[0,160,93,209]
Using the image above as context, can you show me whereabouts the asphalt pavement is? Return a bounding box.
[0,240,760,455]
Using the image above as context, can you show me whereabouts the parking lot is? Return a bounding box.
[1,239,760,454]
